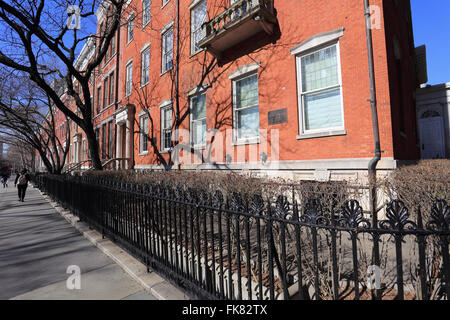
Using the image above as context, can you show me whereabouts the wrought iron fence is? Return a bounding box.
[32,174,449,300]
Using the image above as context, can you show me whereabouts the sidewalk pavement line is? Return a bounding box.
[39,191,189,301]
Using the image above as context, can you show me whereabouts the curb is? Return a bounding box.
[40,191,189,301]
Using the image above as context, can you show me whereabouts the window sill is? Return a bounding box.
[103,53,117,67]
[161,1,170,10]
[160,68,172,77]
[296,129,347,140]
[191,145,206,150]
[139,151,149,156]
[160,149,171,154]
[142,21,150,30]
[189,49,205,59]
[232,138,260,146]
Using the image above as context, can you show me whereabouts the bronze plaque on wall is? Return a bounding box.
[268,108,287,125]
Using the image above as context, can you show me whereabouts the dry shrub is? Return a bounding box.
[83,169,277,200]
[381,160,449,214]
[381,160,449,300]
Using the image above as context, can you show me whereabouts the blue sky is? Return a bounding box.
[411,0,450,85]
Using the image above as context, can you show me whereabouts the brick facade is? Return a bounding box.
[44,0,420,181]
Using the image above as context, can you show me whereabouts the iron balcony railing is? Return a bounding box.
[199,0,275,48]
[32,174,450,300]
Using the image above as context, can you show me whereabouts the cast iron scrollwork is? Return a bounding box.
[380,200,417,231]
[199,189,209,205]
[273,195,292,220]
[213,190,224,208]
[338,200,371,229]
[301,198,329,226]
[185,188,197,204]
[426,199,449,232]
[250,194,264,216]
[231,192,244,212]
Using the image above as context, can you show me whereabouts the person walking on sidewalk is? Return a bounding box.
[14,169,30,202]
[1,172,8,188]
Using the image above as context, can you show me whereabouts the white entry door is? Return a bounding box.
[419,116,445,159]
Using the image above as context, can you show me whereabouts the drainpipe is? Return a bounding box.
[175,0,181,170]
[364,0,381,298]
[364,0,381,212]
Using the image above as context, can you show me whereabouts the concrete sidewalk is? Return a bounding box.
[0,181,174,300]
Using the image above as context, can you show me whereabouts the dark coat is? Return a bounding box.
[15,173,30,185]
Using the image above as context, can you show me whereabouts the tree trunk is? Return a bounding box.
[84,122,103,170]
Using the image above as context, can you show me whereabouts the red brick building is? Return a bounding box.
[41,0,421,182]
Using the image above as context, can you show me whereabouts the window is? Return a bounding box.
[109,72,115,105]
[143,0,151,26]
[190,93,206,147]
[103,78,108,108]
[162,0,170,7]
[162,27,173,73]
[125,62,133,96]
[108,121,114,158]
[82,139,86,162]
[191,0,207,55]
[233,73,259,141]
[102,123,107,159]
[297,44,344,134]
[127,15,134,43]
[140,115,149,153]
[96,87,101,114]
[110,33,116,57]
[161,105,172,151]
[141,46,150,85]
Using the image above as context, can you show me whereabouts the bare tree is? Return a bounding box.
[0,0,127,170]
[0,74,70,174]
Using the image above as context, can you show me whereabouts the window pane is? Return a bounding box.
[192,94,206,120]
[191,0,207,52]
[301,45,338,92]
[141,49,150,84]
[163,28,173,71]
[164,108,172,128]
[236,74,258,109]
[143,0,151,24]
[237,107,259,139]
[304,88,342,130]
[192,119,206,146]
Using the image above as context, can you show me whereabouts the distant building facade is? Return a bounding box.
[416,83,450,159]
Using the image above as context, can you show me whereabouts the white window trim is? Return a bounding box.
[142,0,151,27]
[126,13,134,44]
[139,114,149,154]
[190,0,207,55]
[161,24,174,74]
[162,0,170,9]
[228,62,260,80]
[232,72,260,144]
[295,41,346,139]
[160,102,173,152]
[189,92,207,149]
[140,45,151,86]
[290,28,345,56]
[125,60,133,97]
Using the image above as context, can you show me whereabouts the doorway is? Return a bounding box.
[419,110,445,159]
